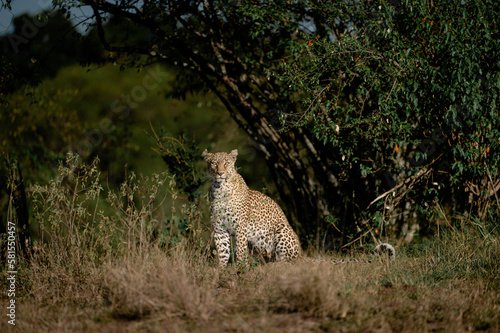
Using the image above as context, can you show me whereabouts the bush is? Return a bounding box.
[260,0,500,234]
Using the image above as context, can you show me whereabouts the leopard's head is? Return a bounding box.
[202,149,238,181]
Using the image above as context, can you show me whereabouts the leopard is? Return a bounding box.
[202,149,395,267]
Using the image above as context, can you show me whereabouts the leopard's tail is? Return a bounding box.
[373,243,396,260]
[330,243,396,264]
[330,258,373,264]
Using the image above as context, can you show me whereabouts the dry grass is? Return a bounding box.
[4,242,499,333]
[2,156,499,332]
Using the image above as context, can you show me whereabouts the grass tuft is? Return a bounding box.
[103,245,222,322]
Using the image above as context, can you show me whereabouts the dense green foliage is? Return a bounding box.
[0,11,101,95]
[264,0,500,221]
[66,0,498,242]
[1,0,499,249]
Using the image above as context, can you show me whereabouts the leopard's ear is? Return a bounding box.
[229,149,238,160]
[201,149,210,160]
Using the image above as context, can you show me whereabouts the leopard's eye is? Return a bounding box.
[224,162,230,166]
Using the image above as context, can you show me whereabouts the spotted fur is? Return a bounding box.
[326,243,395,264]
[202,149,301,267]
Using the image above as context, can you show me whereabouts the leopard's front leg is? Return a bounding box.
[213,225,231,267]
[235,224,249,265]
